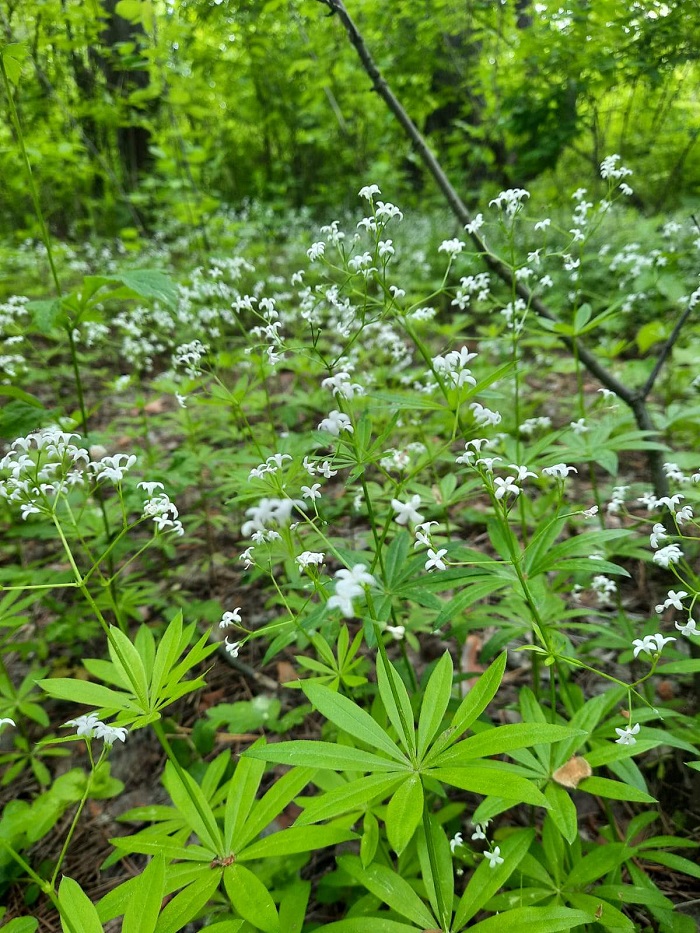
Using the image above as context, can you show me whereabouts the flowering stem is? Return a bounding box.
[50,749,98,889]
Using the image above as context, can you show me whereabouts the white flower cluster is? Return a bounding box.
[65,713,127,746]
[241,497,306,541]
[328,564,376,618]
[489,188,530,217]
[600,154,633,183]
[140,483,185,537]
[451,272,491,309]
[248,453,292,481]
[321,372,365,400]
[173,339,208,378]
[318,410,354,435]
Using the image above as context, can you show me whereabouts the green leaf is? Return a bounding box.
[279,881,311,933]
[430,723,581,766]
[469,906,594,932]
[429,766,550,806]
[361,811,379,867]
[224,754,265,852]
[417,816,453,929]
[416,651,453,760]
[453,829,534,928]
[565,842,629,888]
[339,854,437,928]
[154,872,221,933]
[113,269,178,308]
[240,825,356,860]
[296,773,405,825]
[238,766,316,849]
[163,761,223,854]
[224,863,279,933]
[27,298,66,333]
[39,678,138,713]
[1,43,28,85]
[425,652,507,763]
[639,850,700,880]
[315,922,418,933]
[58,876,104,933]
[0,386,44,409]
[1,920,39,933]
[577,776,656,803]
[246,738,402,773]
[375,654,416,757]
[385,775,423,854]
[302,681,408,764]
[108,627,150,708]
[565,893,634,932]
[544,781,578,844]
[123,854,165,933]
[150,611,185,702]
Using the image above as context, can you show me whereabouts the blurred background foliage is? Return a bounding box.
[1,0,699,238]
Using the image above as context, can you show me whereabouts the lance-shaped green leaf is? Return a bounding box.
[453,829,534,929]
[424,652,507,764]
[565,894,634,932]
[428,765,550,806]
[467,906,594,932]
[154,872,221,933]
[245,739,406,773]
[108,627,149,709]
[240,825,356,860]
[430,723,583,767]
[223,753,265,852]
[58,877,104,933]
[237,765,315,849]
[577,776,656,803]
[279,881,311,933]
[338,854,437,929]
[544,781,578,844]
[39,678,139,713]
[224,863,279,933]
[296,773,405,826]
[376,654,416,758]
[162,762,223,855]
[385,775,423,854]
[302,681,408,764]
[123,853,165,933]
[417,815,453,930]
[315,921,419,932]
[416,651,453,759]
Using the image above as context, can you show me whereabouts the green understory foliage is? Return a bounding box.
[1,5,700,932]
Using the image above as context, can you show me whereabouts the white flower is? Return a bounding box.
[675,618,698,637]
[65,713,101,738]
[484,846,504,869]
[653,544,683,568]
[615,722,640,746]
[95,723,128,745]
[471,824,487,841]
[649,523,668,549]
[307,241,325,261]
[656,590,687,613]
[138,481,165,497]
[425,548,447,572]
[470,402,501,426]
[328,564,376,618]
[296,551,325,569]
[494,476,519,500]
[358,184,381,200]
[220,608,242,628]
[301,484,322,501]
[0,718,15,728]
[318,410,353,435]
[542,463,577,479]
[676,505,693,525]
[582,505,599,518]
[450,831,463,853]
[439,238,465,257]
[391,495,424,526]
[225,638,241,658]
[509,464,537,482]
[385,624,405,640]
[570,418,588,435]
[632,633,676,658]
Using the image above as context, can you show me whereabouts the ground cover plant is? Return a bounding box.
[1,4,700,932]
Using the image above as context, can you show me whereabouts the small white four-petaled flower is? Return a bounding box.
[484,846,504,869]
[615,722,640,746]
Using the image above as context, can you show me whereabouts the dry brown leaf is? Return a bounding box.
[552,755,592,789]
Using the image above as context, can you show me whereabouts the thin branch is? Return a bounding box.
[316,0,677,498]
[640,302,695,401]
